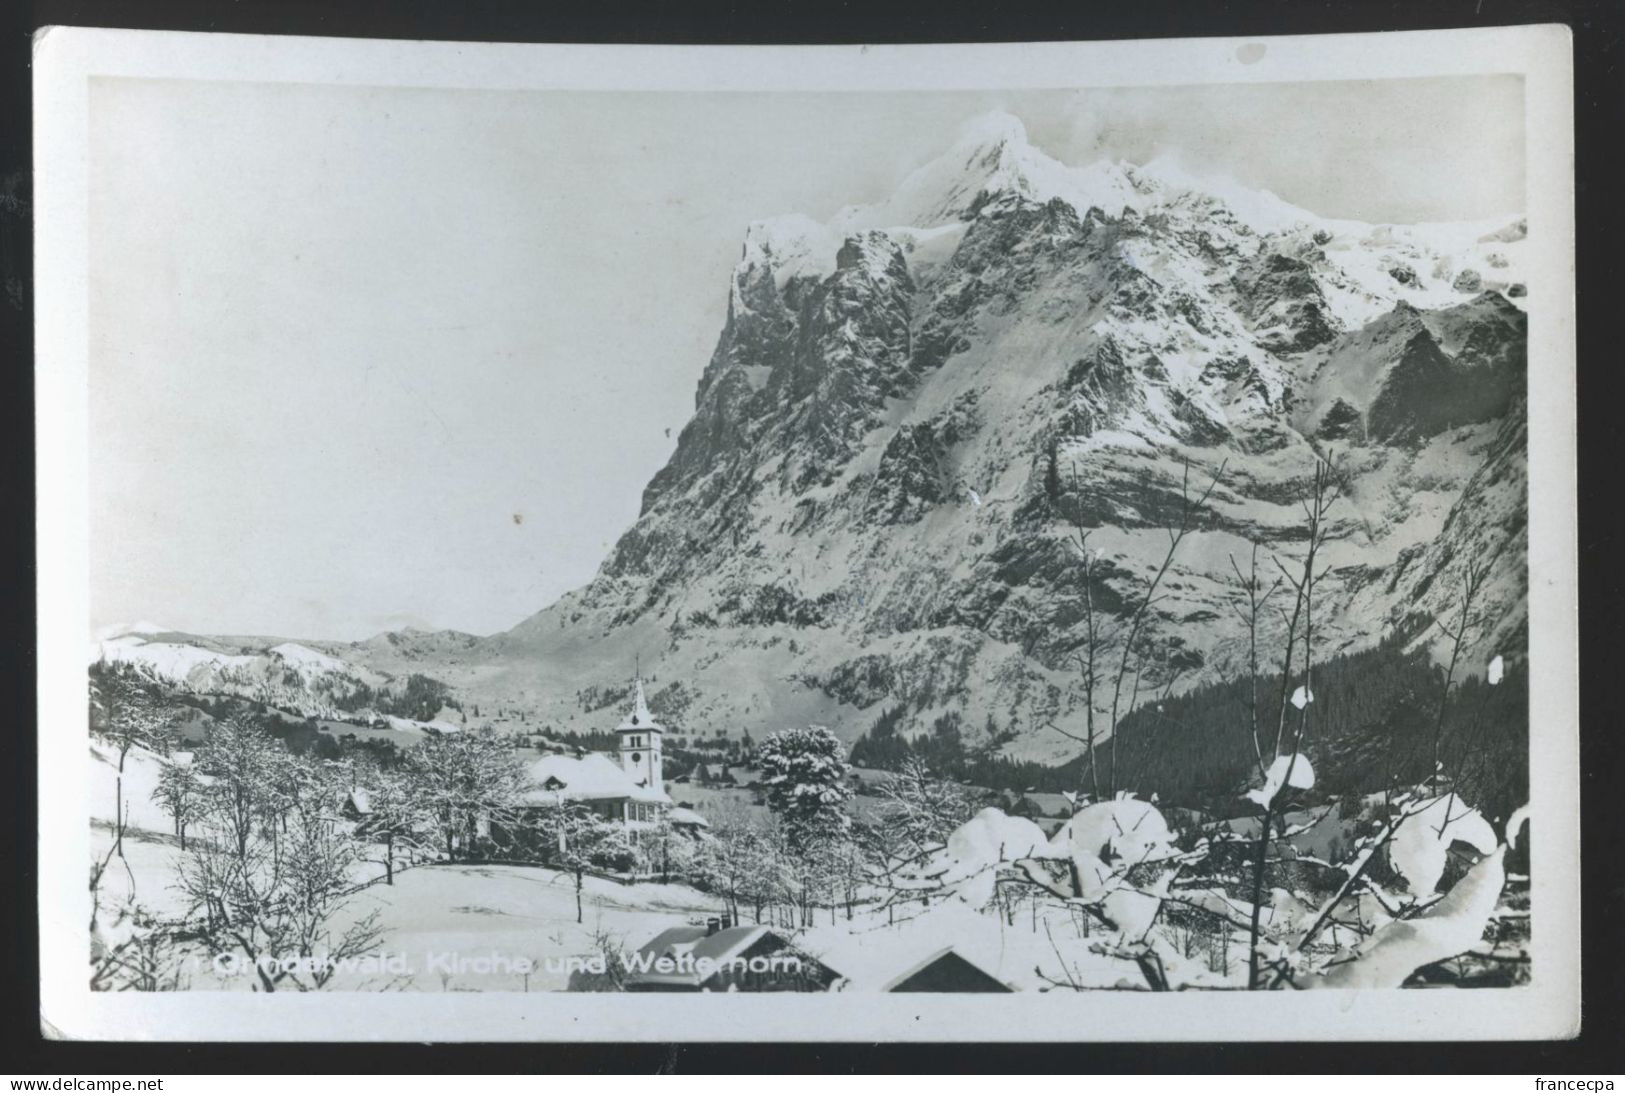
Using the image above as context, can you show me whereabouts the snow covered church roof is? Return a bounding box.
[520,753,669,806]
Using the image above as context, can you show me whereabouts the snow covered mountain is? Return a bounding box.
[90,628,462,728]
[437,111,1526,761]
[125,112,1527,763]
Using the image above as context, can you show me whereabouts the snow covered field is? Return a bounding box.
[90,741,730,991]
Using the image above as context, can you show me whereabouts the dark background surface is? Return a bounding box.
[4,0,1620,1075]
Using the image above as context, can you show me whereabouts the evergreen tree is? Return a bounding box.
[756,725,853,850]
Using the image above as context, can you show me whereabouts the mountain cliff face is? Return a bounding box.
[126,113,1528,763]
[458,114,1531,760]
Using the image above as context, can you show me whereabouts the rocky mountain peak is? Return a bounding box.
[463,117,1530,764]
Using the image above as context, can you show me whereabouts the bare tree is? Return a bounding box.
[1227,540,1282,777]
[1273,551,1505,980]
[1428,555,1494,797]
[91,669,171,859]
[90,903,188,992]
[179,729,382,991]
[1058,487,1107,797]
[1046,457,1226,796]
[153,758,203,850]
[1244,456,1343,988]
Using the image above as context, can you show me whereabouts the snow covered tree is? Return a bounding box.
[808,831,869,923]
[696,804,769,923]
[179,734,381,991]
[359,766,433,885]
[648,814,701,885]
[877,754,978,860]
[153,758,202,850]
[91,667,173,858]
[756,724,852,851]
[90,901,187,992]
[529,803,631,923]
[196,713,286,861]
[401,730,528,861]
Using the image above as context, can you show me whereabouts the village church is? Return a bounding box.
[517,680,706,833]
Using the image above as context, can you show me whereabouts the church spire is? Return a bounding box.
[620,675,659,732]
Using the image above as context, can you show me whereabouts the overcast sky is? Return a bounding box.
[87,75,1524,640]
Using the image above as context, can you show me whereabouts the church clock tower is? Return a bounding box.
[616,678,663,790]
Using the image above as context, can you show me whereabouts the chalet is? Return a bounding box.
[666,806,710,835]
[846,766,893,794]
[799,904,1047,992]
[341,786,373,822]
[876,948,1013,993]
[623,920,839,992]
[1019,792,1076,819]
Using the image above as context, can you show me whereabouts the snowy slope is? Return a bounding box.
[90,630,462,729]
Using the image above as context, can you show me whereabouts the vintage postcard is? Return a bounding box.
[35,25,1578,1040]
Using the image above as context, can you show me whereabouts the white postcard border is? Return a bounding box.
[35,24,1579,1041]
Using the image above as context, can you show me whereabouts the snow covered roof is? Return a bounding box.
[625,924,812,988]
[519,753,669,806]
[874,947,1013,993]
[797,905,1042,992]
[667,806,709,829]
[617,679,662,734]
[641,924,768,965]
[847,766,894,784]
[1020,792,1075,817]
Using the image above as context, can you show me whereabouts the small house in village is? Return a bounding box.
[876,947,1013,993]
[1018,792,1077,820]
[623,920,839,992]
[341,786,373,823]
[666,806,710,834]
[797,904,1047,992]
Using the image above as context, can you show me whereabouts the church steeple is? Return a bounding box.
[620,678,657,732]
[616,676,663,788]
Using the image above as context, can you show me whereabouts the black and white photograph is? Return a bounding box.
[33,24,1579,1041]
